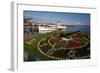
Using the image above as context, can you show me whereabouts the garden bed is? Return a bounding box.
[24,31,90,61]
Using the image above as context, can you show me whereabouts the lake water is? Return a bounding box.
[66,25,90,32]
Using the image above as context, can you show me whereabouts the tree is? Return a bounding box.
[24,16,33,23]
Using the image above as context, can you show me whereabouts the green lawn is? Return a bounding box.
[24,31,59,61]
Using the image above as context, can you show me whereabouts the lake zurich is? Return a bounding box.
[66,25,90,32]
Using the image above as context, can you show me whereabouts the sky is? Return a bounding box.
[24,10,90,25]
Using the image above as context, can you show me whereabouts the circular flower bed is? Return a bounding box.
[37,32,90,60]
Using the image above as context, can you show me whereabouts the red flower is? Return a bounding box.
[65,40,81,48]
[49,37,60,45]
[72,33,82,38]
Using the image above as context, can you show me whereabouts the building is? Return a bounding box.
[24,21,67,34]
[38,22,67,33]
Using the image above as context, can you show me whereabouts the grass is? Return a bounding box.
[24,31,58,61]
